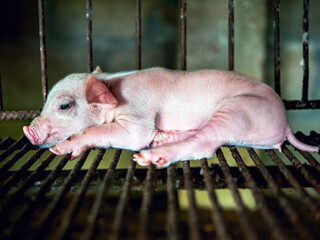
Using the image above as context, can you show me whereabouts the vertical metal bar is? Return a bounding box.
[81,149,121,240]
[267,150,320,219]
[38,0,48,103]
[86,0,93,72]
[56,149,106,240]
[109,156,137,240]
[274,0,281,96]
[217,149,258,240]
[248,148,314,239]
[166,164,179,240]
[302,0,309,101]
[180,0,187,70]
[0,73,3,111]
[31,151,90,240]
[135,0,142,70]
[228,0,234,71]
[182,161,201,240]
[200,158,231,240]
[137,164,155,240]
[230,147,286,240]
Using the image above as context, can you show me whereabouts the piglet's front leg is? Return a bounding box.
[50,121,155,160]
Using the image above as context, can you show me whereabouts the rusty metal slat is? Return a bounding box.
[3,154,69,239]
[56,149,106,240]
[247,148,314,239]
[297,150,320,174]
[2,152,56,211]
[38,0,48,103]
[200,158,231,240]
[180,0,187,71]
[230,147,286,240]
[0,136,28,162]
[182,161,201,240]
[109,156,137,240]
[217,149,259,240]
[166,164,179,240]
[0,148,46,196]
[135,0,141,70]
[86,0,93,72]
[274,0,281,96]
[31,151,90,240]
[283,146,320,194]
[0,110,40,121]
[0,137,14,150]
[228,0,234,71]
[0,143,32,179]
[81,149,121,240]
[267,150,320,220]
[137,164,155,240]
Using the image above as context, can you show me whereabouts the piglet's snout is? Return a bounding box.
[23,117,52,145]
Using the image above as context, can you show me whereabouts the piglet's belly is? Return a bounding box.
[155,112,210,132]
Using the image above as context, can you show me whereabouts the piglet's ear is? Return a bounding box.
[85,75,118,107]
[92,66,102,73]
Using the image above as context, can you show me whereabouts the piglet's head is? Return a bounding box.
[23,69,117,147]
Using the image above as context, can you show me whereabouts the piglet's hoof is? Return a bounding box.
[49,146,61,155]
[133,153,150,166]
[133,152,168,168]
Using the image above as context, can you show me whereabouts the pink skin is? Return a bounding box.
[23,67,319,167]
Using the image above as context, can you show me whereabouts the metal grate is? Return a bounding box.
[0,0,320,239]
[0,135,319,240]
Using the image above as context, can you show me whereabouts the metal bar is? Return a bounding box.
[274,0,281,96]
[166,164,179,240]
[81,149,121,240]
[228,0,234,71]
[7,154,70,240]
[0,148,46,196]
[0,73,3,111]
[0,152,56,214]
[282,146,320,194]
[297,150,320,174]
[137,164,155,240]
[248,148,314,239]
[182,161,201,240]
[135,0,142,69]
[0,143,32,178]
[0,137,15,150]
[32,151,90,240]
[0,136,28,163]
[230,147,286,240]
[302,0,309,101]
[180,0,187,71]
[200,158,231,240]
[109,156,137,240]
[38,0,48,103]
[284,100,320,109]
[217,149,258,240]
[0,110,40,121]
[56,149,106,240]
[86,0,93,72]
[267,150,320,219]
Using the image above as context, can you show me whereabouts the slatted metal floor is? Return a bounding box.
[0,132,319,240]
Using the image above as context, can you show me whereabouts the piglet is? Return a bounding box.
[23,67,319,167]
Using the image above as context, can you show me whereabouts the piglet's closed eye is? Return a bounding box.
[85,75,118,107]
